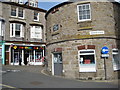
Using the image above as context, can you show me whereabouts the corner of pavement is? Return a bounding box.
[41,68,120,86]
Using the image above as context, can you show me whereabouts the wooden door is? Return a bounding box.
[5,52,9,65]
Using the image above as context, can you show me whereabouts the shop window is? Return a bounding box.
[34,11,39,21]
[77,3,91,22]
[112,49,120,70]
[31,26,42,39]
[10,23,24,37]
[78,49,96,72]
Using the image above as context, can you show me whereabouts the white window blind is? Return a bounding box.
[31,26,42,39]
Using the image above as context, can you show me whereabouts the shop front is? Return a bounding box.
[10,45,45,65]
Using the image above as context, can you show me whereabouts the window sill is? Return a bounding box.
[33,20,39,22]
[77,20,92,24]
[10,16,25,20]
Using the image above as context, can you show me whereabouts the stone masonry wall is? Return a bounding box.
[2,3,46,42]
[46,1,120,79]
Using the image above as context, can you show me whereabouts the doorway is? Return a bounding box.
[5,52,9,65]
[24,50,29,65]
[52,53,63,76]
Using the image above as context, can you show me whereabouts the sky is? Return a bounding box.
[38,0,120,10]
[38,0,68,10]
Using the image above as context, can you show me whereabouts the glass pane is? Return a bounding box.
[18,8,23,17]
[34,12,39,20]
[11,7,16,16]
[83,5,85,9]
[16,24,21,31]
[83,15,86,19]
[83,10,86,15]
[79,16,82,20]
[87,10,90,15]
[86,5,89,10]
[54,53,62,63]
[80,55,95,64]
[87,15,90,19]
[15,31,20,37]
[79,6,82,11]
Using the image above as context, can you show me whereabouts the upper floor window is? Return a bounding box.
[10,23,24,37]
[0,19,5,36]
[11,7,24,19]
[31,26,42,39]
[77,4,91,22]
[34,11,39,21]
[18,8,24,18]
[11,7,17,17]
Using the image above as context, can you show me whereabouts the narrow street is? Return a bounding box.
[1,65,119,89]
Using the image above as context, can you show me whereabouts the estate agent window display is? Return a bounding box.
[78,49,96,72]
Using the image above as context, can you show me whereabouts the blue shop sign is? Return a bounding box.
[101,46,109,54]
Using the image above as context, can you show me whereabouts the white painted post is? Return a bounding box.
[22,49,24,65]
[34,50,35,65]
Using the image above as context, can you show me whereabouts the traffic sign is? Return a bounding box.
[101,46,109,54]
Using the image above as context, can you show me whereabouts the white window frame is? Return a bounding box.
[30,26,42,39]
[10,23,24,38]
[18,8,24,19]
[34,11,39,21]
[78,49,96,72]
[11,7,25,19]
[0,21,2,36]
[77,3,91,22]
[112,48,120,71]
[11,6,17,17]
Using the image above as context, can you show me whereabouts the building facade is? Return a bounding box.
[0,1,47,65]
[45,1,120,80]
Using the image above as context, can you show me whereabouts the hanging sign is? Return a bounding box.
[13,45,17,49]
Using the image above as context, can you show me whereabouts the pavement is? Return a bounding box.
[1,65,120,85]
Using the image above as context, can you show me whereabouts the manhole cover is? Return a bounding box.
[30,81,43,85]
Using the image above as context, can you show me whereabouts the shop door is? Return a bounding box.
[53,53,63,76]
[5,52,9,65]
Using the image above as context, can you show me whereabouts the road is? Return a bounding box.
[1,65,119,89]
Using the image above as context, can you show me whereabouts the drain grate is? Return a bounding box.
[30,81,43,85]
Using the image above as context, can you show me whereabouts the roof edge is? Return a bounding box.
[45,1,73,19]
[1,2,47,13]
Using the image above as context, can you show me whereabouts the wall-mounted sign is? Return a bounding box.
[101,46,109,54]
[53,24,59,31]
[101,54,109,57]
[101,46,109,57]
[90,31,105,35]
[12,46,44,50]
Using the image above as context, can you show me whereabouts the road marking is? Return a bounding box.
[0,84,22,90]
[0,84,16,88]
[41,69,50,77]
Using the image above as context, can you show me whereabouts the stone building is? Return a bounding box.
[0,1,47,65]
[45,1,120,80]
